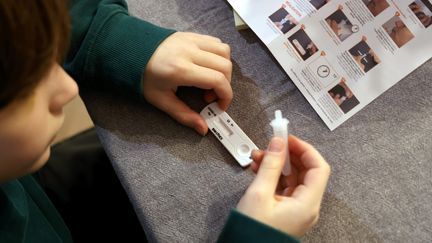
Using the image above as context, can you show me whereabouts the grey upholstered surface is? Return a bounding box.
[82,0,432,242]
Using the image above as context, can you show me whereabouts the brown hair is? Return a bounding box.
[0,0,70,108]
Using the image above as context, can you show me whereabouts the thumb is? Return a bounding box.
[249,137,287,196]
[149,91,208,135]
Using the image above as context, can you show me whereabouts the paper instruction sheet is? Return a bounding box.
[228,0,432,130]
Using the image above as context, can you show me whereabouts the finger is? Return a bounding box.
[282,187,295,197]
[249,137,287,196]
[192,50,232,82]
[250,149,265,173]
[296,154,330,205]
[204,90,217,103]
[182,64,233,110]
[290,152,305,172]
[251,149,265,163]
[296,169,307,186]
[288,135,330,204]
[290,184,308,199]
[250,162,259,173]
[274,194,285,201]
[276,166,297,195]
[289,135,329,172]
[193,37,231,60]
[148,91,208,136]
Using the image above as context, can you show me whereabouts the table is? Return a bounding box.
[82,0,432,242]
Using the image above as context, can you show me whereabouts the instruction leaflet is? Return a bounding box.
[228,0,432,130]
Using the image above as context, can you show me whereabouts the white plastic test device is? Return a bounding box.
[200,102,258,167]
[270,110,291,176]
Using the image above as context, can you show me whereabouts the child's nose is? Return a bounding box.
[49,66,79,115]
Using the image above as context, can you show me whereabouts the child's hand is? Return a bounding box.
[237,135,330,237]
[142,32,233,135]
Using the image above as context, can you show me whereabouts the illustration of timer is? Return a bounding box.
[317,65,330,78]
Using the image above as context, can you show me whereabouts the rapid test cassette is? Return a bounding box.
[200,102,258,167]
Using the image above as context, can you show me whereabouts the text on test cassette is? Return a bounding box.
[200,102,258,167]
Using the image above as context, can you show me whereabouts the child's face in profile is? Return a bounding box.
[0,64,78,182]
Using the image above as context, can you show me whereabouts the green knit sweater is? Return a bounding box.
[0,0,299,242]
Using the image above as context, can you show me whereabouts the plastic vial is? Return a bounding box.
[270,110,291,176]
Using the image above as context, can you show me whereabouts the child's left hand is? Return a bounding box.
[237,136,331,237]
[142,32,233,135]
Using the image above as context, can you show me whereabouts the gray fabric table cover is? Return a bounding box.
[82,0,432,242]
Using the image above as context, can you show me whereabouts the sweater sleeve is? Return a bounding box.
[64,0,176,96]
[217,209,300,243]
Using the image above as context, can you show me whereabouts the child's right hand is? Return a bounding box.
[142,32,233,135]
[237,135,331,237]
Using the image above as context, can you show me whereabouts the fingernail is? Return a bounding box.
[268,137,284,152]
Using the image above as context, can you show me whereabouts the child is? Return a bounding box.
[0,0,330,242]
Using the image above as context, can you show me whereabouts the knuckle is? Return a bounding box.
[169,61,189,77]
[222,59,233,73]
[319,159,331,176]
[305,208,320,228]
[310,213,320,227]
[176,114,190,126]
[324,163,331,175]
[312,214,320,226]
[227,88,233,100]
[260,155,282,170]
[213,72,227,85]
[220,43,231,55]
[213,37,222,43]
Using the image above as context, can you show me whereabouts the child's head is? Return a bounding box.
[0,0,78,182]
